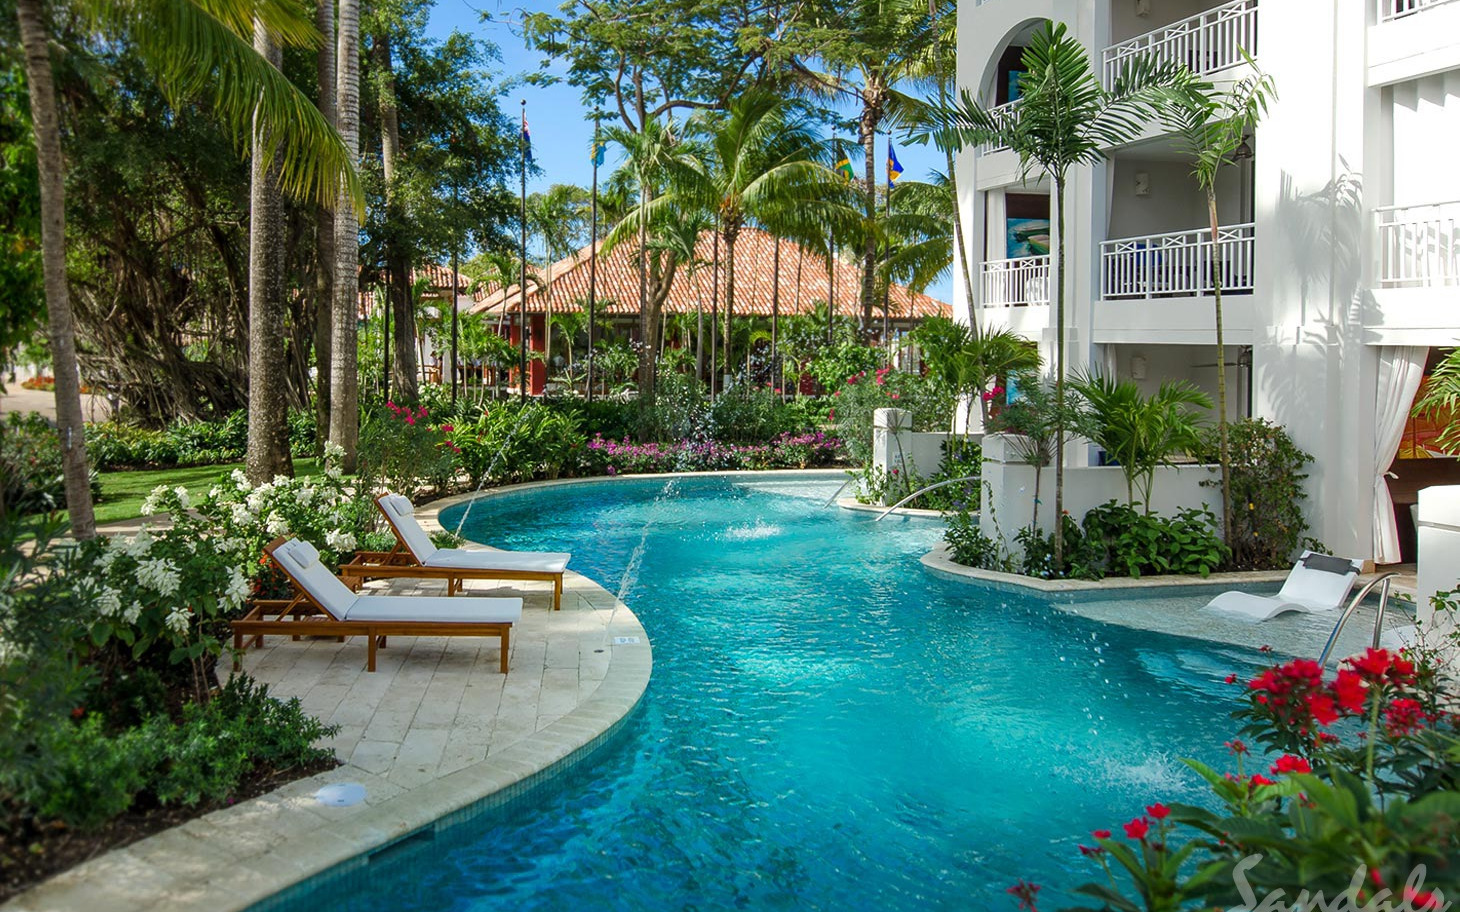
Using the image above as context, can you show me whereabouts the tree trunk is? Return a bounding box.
[245,23,294,483]
[722,229,737,387]
[329,0,361,469]
[1208,187,1232,549]
[636,184,654,402]
[1052,178,1067,566]
[16,0,96,537]
[771,235,780,393]
[859,107,878,336]
[313,0,335,455]
[376,32,416,404]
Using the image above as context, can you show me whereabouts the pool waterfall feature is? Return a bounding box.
[257,472,1271,912]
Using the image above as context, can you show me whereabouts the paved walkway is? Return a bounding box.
[5,541,651,912]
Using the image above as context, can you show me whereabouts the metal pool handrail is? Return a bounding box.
[874,476,981,522]
[1317,572,1400,668]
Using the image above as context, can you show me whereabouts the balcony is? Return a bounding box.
[1378,0,1460,21]
[981,256,1050,307]
[1101,224,1255,300]
[1376,202,1460,288]
[978,99,1019,156]
[1102,0,1258,87]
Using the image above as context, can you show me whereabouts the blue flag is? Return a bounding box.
[887,145,904,185]
[592,139,607,168]
[522,113,533,163]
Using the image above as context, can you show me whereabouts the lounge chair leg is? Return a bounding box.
[554,576,562,611]
[499,627,510,674]
[367,635,377,672]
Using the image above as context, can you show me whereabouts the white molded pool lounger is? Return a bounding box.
[1204,551,1365,621]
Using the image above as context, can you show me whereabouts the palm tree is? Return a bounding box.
[529,184,590,362]
[330,0,363,470]
[1159,60,1275,548]
[669,91,855,391]
[1072,372,1212,513]
[15,0,360,536]
[914,318,1039,437]
[946,21,1184,564]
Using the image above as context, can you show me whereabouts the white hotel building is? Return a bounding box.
[953,0,1460,566]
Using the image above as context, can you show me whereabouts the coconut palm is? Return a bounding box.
[330,0,363,470]
[668,91,855,391]
[1158,60,1275,548]
[945,21,1185,564]
[1072,371,1212,513]
[15,0,360,536]
[529,184,591,361]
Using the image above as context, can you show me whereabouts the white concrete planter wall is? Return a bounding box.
[979,432,1225,558]
[868,408,974,506]
[1416,486,1460,648]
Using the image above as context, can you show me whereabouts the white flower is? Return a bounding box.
[95,587,122,618]
[325,529,357,552]
[223,567,251,608]
[246,491,268,513]
[173,486,191,509]
[323,440,345,463]
[272,474,290,486]
[98,545,120,573]
[137,557,181,596]
[297,487,315,506]
[266,513,290,535]
[208,486,222,499]
[164,607,191,636]
[123,530,154,558]
[326,466,343,481]
[123,601,144,624]
[231,502,253,525]
[231,468,249,489]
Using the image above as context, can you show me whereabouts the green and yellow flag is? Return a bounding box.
[835,154,855,182]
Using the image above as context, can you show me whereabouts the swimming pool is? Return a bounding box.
[264,473,1267,911]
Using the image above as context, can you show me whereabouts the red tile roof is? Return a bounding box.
[469,226,950,321]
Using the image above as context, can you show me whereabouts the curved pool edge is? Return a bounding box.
[2,500,653,912]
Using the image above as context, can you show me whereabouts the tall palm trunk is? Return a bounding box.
[722,228,738,387]
[313,0,335,455]
[1052,178,1067,565]
[246,23,294,482]
[16,0,95,537]
[1207,187,1232,547]
[771,236,780,393]
[859,104,880,335]
[376,33,416,404]
[329,0,361,469]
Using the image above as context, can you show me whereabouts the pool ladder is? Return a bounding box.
[1317,571,1401,668]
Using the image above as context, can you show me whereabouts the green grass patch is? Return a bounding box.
[92,459,323,525]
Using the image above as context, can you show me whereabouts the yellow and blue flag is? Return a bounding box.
[887,145,904,185]
[592,139,607,168]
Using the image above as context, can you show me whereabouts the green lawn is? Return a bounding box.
[91,458,322,526]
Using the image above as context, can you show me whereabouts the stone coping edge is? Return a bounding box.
[920,541,1292,597]
[3,492,653,912]
[835,498,946,519]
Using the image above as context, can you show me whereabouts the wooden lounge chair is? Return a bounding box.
[339,493,570,611]
[232,537,521,673]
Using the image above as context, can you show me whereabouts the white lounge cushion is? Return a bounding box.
[273,538,357,620]
[344,595,521,624]
[423,548,570,574]
[1205,551,1364,622]
[379,493,438,562]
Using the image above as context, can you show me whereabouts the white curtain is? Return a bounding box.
[1373,346,1427,564]
[985,189,1007,262]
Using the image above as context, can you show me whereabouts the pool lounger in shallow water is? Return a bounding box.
[342,493,571,610]
[232,537,522,673]
[1203,551,1365,622]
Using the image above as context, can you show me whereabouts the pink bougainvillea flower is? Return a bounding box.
[1270,754,1312,775]
[1123,818,1149,840]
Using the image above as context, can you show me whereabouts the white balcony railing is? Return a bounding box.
[978,99,1019,155]
[1101,223,1255,299]
[1378,0,1460,22]
[1376,201,1460,287]
[1102,0,1258,87]
[981,256,1050,307]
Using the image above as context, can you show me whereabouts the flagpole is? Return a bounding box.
[518,99,528,405]
[884,136,893,349]
[587,111,600,403]
[451,186,460,404]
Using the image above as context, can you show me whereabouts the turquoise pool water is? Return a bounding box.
[267,474,1266,911]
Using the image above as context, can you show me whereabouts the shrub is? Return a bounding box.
[583,431,841,475]
[1079,500,1229,579]
[708,386,809,443]
[88,409,317,470]
[1200,417,1316,570]
[20,715,152,828]
[455,402,587,485]
[830,366,948,466]
[358,401,460,499]
[944,509,1012,572]
[1,411,99,515]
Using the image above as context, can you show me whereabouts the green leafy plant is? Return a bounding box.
[1072,373,1212,513]
[1,411,100,516]
[358,401,460,500]
[1198,417,1315,571]
[1080,501,1228,579]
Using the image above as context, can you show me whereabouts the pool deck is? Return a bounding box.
[3,503,652,912]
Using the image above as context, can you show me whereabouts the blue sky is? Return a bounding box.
[424,0,956,305]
